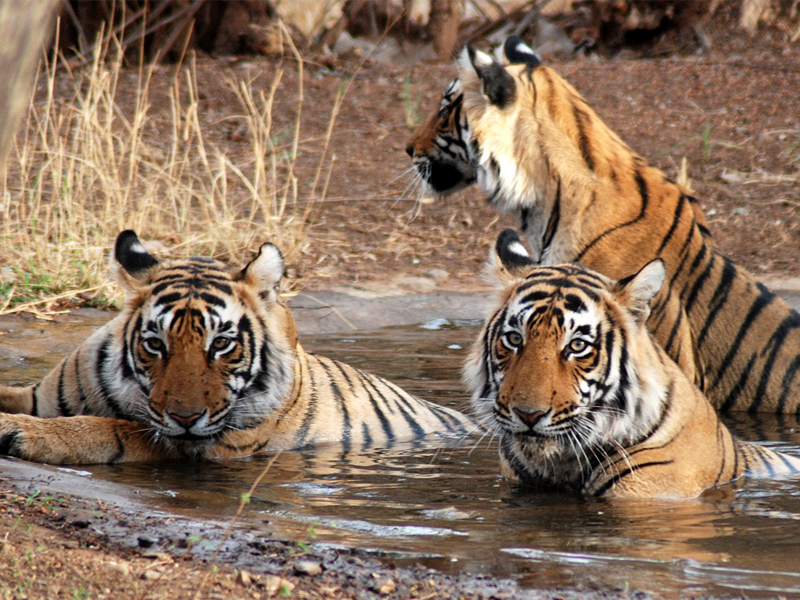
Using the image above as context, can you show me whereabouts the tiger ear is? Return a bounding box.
[614,259,666,324]
[460,45,516,108]
[503,36,541,67]
[113,230,159,293]
[241,242,284,299]
[486,229,536,286]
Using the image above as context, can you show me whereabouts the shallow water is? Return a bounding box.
[5,314,800,598]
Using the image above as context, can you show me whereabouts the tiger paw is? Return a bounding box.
[0,414,174,465]
[0,419,24,458]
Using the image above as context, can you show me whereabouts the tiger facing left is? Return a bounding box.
[466,230,800,499]
[0,231,473,464]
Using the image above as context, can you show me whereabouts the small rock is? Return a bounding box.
[374,578,396,595]
[425,269,449,283]
[720,170,744,184]
[141,551,172,562]
[263,576,295,596]
[236,570,252,586]
[731,206,750,217]
[68,515,91,529]
[141,569,161,581]
[318,586,339,595]
[104,561,131,577]
[294,560,323,576]
[421,506,473,520]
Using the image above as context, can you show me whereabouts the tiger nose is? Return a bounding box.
[513,407,546,428]
[168,410,204,429]
[405,144,414,158]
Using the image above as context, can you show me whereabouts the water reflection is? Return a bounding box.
[4,315,800,597]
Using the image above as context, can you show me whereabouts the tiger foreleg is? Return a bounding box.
[0,414,171,464]
[0,385,36,414]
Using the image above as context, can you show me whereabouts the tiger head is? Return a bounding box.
[112,231,297,448]
[409,37,621,210]
[465,230,667,480]
[406,78,477,195]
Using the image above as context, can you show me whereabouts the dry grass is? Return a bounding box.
[0,34,316,314]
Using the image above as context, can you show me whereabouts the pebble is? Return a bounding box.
[141,551,172,562]
[236,569,253,586]
[263,576,295,595]
[104,561,131,577]
[425,268,449,282]
[720,170,744,184]
[141,569,161,581]
[374,578,396,595]
[420,506,473,520]
[294,560,323,576]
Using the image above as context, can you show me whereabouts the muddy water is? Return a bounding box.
[5,312,800,598]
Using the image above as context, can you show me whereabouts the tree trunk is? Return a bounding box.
[429,0,462,61]
[0,0,59,171]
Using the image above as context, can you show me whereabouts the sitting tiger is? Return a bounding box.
[408,36,800,415]
[0,231,473,465]
[465,229,800,498]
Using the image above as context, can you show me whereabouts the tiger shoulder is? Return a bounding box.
[465,229,800,499]
[0,231,473,465]
[408,36,800,416]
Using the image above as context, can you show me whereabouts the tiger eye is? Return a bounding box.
[212,337,231,350]
[505,331,523,348]
[569,339,587,353]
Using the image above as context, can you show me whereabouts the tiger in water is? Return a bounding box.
[0,231,473,464]
[465,229,800,498]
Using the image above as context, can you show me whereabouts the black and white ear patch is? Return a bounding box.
[466,45,516,108]
[115,230,159,275]
[504,36,541,67]
[496,229,535,269]
[242,241,285,296]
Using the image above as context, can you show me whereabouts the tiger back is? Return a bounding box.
[0,231,472,465]
[466,229,800,499]
[408,36,800,416]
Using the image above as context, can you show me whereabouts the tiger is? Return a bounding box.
[408,35,800,415]
[0,230,473,465]
[465,229,800,498]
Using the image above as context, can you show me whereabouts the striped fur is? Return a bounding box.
[0,231,472,465]
[408,36,800,415]
[465,230,800,498]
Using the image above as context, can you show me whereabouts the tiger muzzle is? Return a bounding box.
[167,409,205,430]
[513,407,547,429]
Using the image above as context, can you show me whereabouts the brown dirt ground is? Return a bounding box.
[3,5,800,599]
